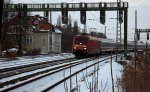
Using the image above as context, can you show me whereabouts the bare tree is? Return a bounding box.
[2,1,28,56]
[57,15,61,27]
[1,0,14,53]
[67,14,72,31]
[59,15,80,52]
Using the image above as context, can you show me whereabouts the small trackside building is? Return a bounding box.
[24,15,62,54]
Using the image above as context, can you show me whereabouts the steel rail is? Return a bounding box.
[0,57,96,92]
[42,56,115,92]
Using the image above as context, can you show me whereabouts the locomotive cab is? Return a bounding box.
[72,33,101,57]
[72,35,89,57]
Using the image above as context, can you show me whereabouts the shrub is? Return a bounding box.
[32,48,41,55]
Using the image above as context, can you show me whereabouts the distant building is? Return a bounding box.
[3,15,62,54]
[24,15,62,54]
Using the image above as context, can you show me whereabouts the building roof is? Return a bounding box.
[27,15,62,34]
[54,27,62,34]
[39,23,50,31]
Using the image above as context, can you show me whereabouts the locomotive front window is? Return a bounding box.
[74,37,88,45]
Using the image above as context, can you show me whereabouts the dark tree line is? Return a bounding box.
[1,0,31,56]
[1,0,16,52]
[56,15,80,52]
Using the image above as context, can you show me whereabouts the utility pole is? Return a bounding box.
[116,0,122,60]
[0,0,4,55]
[134,10,137,56]
[50,11,52,53]
[104,26,106,36]
[134,10,137,92]
[124,5,128,57]
[83,24,87,33]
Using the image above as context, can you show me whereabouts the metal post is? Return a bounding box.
[120,22,121,47]
[45,11,49,22]
[0,0,4,55]
[116,0,118,60]
[104,26,106,36]
[146,41,148,92]
[70,60,72,91]
[134,10,137,56]
[44,11,50,52]
[124,9,128,57]
[135,10,137,41]
[116,16,118,60]
[133,10,137,92]
[0,0,4,40]
[49,11,52,52]
[116,0,122,60]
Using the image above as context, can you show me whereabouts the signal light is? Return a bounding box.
[61,9,68,24]
[119,10,123,24]
[80,9,86,24]
[137,33,140,40]
[100,9,105,24]
[23,4,27,10]
[147,33,149,40]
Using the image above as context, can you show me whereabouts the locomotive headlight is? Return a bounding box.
[74,47,77,49]
[84,47,87,50]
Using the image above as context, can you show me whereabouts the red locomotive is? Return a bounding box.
[72,33,147,57]
[72,33,101,57]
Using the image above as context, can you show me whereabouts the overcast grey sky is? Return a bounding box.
[11,0,150,43]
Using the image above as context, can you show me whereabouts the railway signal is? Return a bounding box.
[0,0,4,39]
[80,3,87,24]
[100,9,106,24]
[137,33,140,40]
[137,29,150,41]
[61,3,68,24]
[61,9,68,24]
[147,33,149,40]
[80,9,86,24]
[119,10,123,23]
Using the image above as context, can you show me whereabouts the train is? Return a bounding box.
[72,33,147,57]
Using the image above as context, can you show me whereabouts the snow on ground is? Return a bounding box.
[9,58,96,92]
[7,56,123,92]
[50,58,123,92]
[0,53,74,69]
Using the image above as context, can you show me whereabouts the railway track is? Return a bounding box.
[0,55,116,92]
[0,58,77,88]
[42,56,111,92]
[0,57,76,79]
[0,57,96,91]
